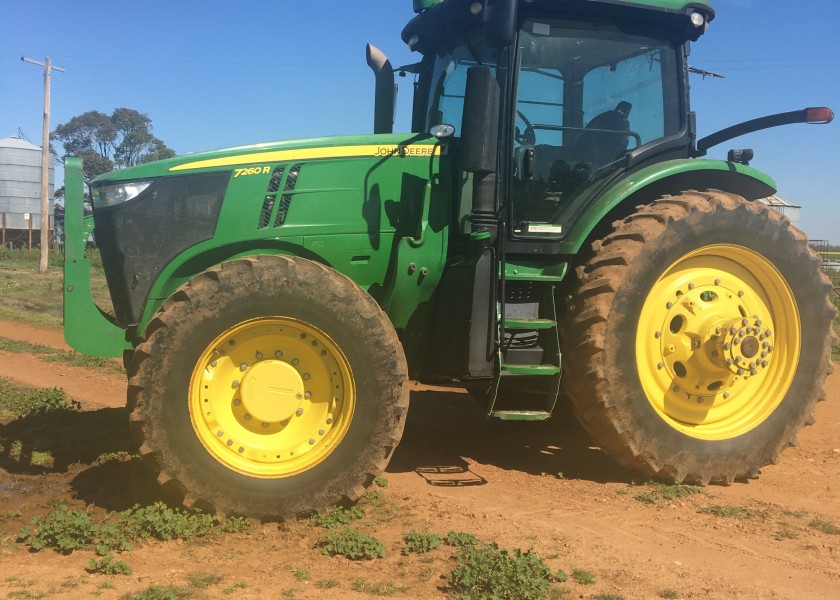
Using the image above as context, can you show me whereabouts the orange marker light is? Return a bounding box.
[805,107,834,124]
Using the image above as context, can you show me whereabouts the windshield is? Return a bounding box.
[512,20,681,237]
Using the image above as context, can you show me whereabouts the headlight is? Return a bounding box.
[91,179,155,209]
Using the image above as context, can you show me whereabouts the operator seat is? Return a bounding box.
[573,101,632,167]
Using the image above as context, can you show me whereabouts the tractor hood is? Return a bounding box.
[91,133,439,185]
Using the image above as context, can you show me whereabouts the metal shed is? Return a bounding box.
[758,194,801,229]
[0,136,55,247]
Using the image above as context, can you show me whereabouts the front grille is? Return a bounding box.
[94,171,230,325]
[275,164,302,227]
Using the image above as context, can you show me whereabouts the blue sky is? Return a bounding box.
[1,0,838,240]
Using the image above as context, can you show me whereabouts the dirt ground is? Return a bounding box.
[0,319,838,599]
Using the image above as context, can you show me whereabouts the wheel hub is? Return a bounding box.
[239,360,304,423]
[636,244,799,440]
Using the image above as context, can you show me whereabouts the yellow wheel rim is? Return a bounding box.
[636,244,800,440]
[189,317,355,478]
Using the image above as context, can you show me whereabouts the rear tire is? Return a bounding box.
[128,255,409,518]
[562,190,836,484]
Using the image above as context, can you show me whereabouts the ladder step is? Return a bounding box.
[505,318,556,330]
[490,410,552,421]
[502,364,561,376]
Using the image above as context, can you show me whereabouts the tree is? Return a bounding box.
[52,108,175,183]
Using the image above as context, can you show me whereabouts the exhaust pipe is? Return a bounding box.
[366,43,395,135]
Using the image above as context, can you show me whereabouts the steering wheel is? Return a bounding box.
[515,111,536,146]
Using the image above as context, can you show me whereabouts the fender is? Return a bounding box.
[559,158,777,254]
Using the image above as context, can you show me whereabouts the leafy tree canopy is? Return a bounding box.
[52,108,175,183]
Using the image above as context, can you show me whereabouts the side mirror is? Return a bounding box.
[460,65,500,174]
[484,0,517,48]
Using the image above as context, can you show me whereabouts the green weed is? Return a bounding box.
[448,542,555,600]
[593,595,624,600]
[310,505,365,529]
[373,475,389,487]
[402,530,442,555]
[315,579,340,589]
[658,589,680,599]
[320,528,385,560]
[18,502,248,556]
[222,581,247,595]
[445,531,481,548]
[293,568,310,582]
[86,553,132,575]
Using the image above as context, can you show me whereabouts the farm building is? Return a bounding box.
[758,194,801,229]
[0,135,55,248]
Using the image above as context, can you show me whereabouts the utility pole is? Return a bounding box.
[21,56,65,273]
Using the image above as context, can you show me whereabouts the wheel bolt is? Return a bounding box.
[319,429,325,436]
[730,328,737,335]
[742,318,749,326]
[761,351,768,358]
[303,373,311,380]
[210,360,217,367]
[304,391,312,399]
[715,327,722,335]
[296,408,304,416]
[244,414,252,421]
[749,362,756,369]
[261,422,269,429]
[715,279,721,285]
[724,343,731,350]
[666,302,673,309]
[275,351,283,358]
[326,418,333,425]
[688,283,695,290]
[727,358,735,365]
[240,363,248,371]
[755,320,762,327]
[292,358,300,366]
[256,352,263,360]
[232,380,240,388]
[655,331,661,339]
[738,290,745,297]
[723,392,730,399]
[309,438,316,445]
[657,362,664,370]
[233,399,241,406]
[737,368,745,375]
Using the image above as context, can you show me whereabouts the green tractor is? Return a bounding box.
[63,0,836,518]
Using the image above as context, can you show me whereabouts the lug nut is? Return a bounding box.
[240,363,248,371]
[303,373,311,380]
[296,408,304,416]
[723,392,730,399]
[688,283,695,290]
[309,438,316,445]
[319,429,325,436]
[657,362,664,370]
[210,360,217,367]
[715,279,721,285]
[724,343,732,350]
[305,391,312,399]
[730,328,737,335]
[666,302,673,309]
[232,380,240,388]
[233,399,241,406]
[655,331,661,339]
[738,290,745,297]
[737,368,746,375]
[292,358,300,366]
[326,418,333,425]
[256,352,263,360]
[275,351,283,358]
[715,327,722,335]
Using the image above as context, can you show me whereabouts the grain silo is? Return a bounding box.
[0,136,55,248]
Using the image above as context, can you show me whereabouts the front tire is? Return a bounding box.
[562,190,836,484]
[128,255,409,518]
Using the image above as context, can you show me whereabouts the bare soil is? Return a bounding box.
[1,319,838,599]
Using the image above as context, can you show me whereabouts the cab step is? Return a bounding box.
[489,410,552,421]
[501,363,560,376]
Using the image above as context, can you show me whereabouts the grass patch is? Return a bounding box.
[697,505,750,519]
[86,553,132,575]
[0,248,114,328]
[633,482,703,506]
[658,589,680,599]
[0,336,123,375]
[351,578,410,596]
[809,518,840,535]
[0,378,80,420]
[571,569,596,585]
[120,584,192,600]
[445,531,481,548]
[315,579,340,589]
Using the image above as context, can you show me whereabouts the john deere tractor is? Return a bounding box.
[63,0,836,518]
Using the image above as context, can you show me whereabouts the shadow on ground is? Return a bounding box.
[0,388,631,514]
[0,407,167,511]
[389,388,631,485]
